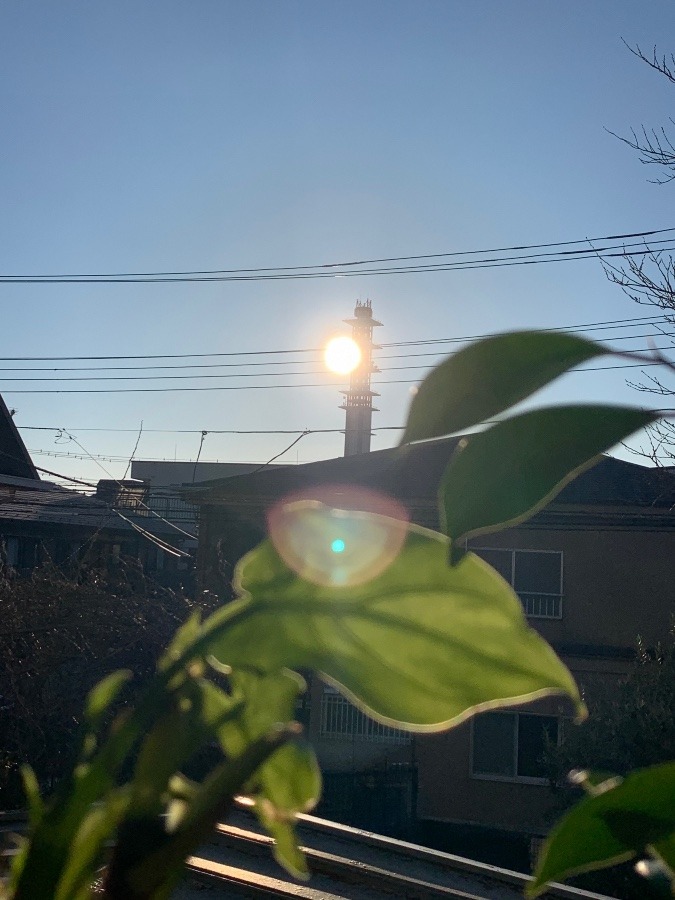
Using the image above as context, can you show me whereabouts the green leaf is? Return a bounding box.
[184,676,243,747]
[12,685,167,898]
[207,513,584,727]
[233,668,305,739]
[129,726,297,899]
[84,669,132,728]
[212,669,301,759]
[401,330,606,444]
[221,669,320,877]
[130,679,240,816]
[256,740,322,879]
[131,708,195,816]
[158,610,201,672]
[54,789,131,900]
[20,766,43,829]
[440,405,655,544]
[259,739,321,817]
[528,762,675,897]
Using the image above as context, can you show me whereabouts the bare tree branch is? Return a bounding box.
[622,39,675,84]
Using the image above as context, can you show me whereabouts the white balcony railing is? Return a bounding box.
[518,592,563,619]
[320,692,411,744]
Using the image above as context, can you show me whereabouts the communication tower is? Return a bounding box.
[340,300,382,456]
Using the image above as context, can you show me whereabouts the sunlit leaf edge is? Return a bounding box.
[401,330,607,446]
[441,451,602,547]
[439,404,656,545]
[208,520,586,730]
[318,670,586,735]
[528,762,675,897]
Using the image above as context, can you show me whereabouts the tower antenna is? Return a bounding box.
[340,300,382,456]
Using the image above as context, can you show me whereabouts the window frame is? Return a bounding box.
[470,710,559,785]
[471,547,564,620]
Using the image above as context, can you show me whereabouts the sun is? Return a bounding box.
[324,336,361,375]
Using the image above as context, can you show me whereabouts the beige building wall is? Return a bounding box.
[415,507,675,833]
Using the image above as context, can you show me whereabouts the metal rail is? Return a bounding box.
[0,808,613,899]
[185,812,612,900]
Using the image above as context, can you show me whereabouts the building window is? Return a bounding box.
[320,688,411,745]
[472,711,559,782]
[473,548,563,619]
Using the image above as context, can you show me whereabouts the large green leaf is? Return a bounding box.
[528,762,675,897]
[440,405,655,545]
[401,331,605,444]
[206,511,584,728]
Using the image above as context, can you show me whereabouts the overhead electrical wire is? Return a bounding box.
[0,449,194,551]
[379,318,671,348]
[2,317,672,393]
[22,425,406,435]
[56,428,197,543]
[0,345,673,384]
[1,362,666,394]
[2,227,674,283]
[0,329,672,374]
[0,315,667,363]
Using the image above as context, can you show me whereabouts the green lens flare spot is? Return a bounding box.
[331,539,346,554]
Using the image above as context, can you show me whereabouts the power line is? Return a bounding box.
[379,317,670,348]
[22,425,405,435]
[2,243,674,283]
[1,361,666,394]
[0,358,323,373]
[1,345,673,385]
[0,315,666,363]
[0,347,316,362]
[0,330,667,371]
[2,227,674,283]
[0,330,672,376]
[58,428,197,543]
[247,431,311,474]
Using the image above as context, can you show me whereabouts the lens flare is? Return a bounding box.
[267,486,409,588]
[324,336,361,375]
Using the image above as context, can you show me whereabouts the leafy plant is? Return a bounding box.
[1,329,671,899]
[528,765,675,898]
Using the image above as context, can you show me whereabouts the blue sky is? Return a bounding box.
[2,1,675,482]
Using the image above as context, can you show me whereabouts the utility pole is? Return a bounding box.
[340,300,381,456]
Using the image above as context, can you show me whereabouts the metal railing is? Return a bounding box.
[518,592,563,619]
[320,693,411,744]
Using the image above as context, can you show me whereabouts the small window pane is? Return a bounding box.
[473,713,515,776]
[474,548,512,583]
[517,715,558,778]
[514,551,560,594]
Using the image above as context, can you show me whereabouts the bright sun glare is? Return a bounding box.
[324,336,361,375]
